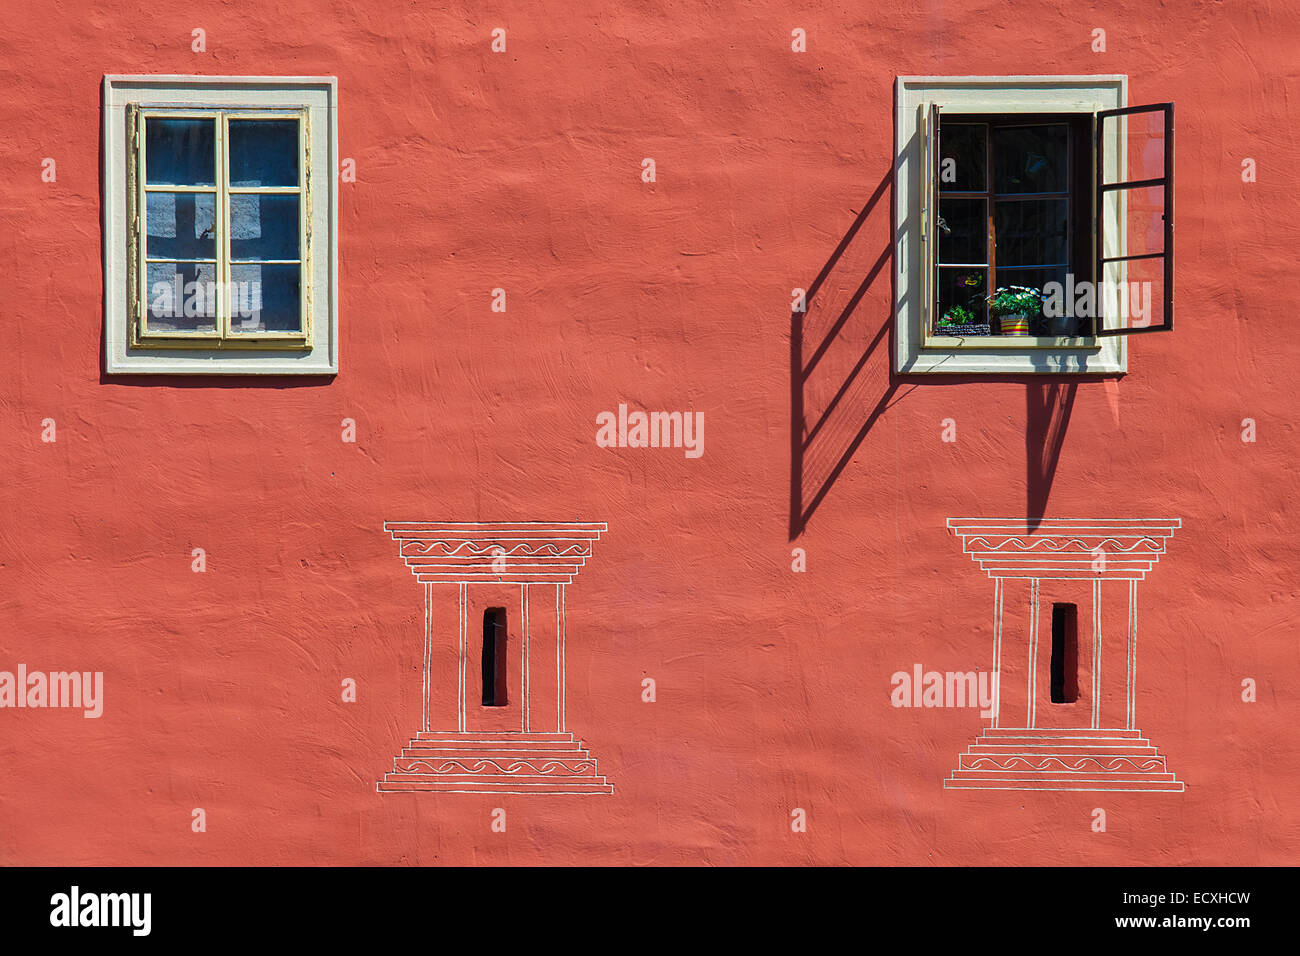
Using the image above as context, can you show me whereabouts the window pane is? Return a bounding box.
[144,262,218,332]
[1097,255,1165,333]
[1124,185,1166,257]
[994,199,1068,267]
[230,194,300,260]
[229,119,300,187]
[991,267,1070,335]
[146,192,216,260]
[229,263,302,333]
[938,123,986,191]
[145,118,216,186]
[993,124,1068,194]
[938,197,987,264]
[936,268,989,327]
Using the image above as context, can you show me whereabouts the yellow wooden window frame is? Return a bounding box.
[128,106,312,349]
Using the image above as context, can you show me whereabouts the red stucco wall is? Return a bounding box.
[0,1,1296,864]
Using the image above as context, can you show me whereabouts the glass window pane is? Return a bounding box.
[938,197,987,264]
[146,192,216,260]
[994,199,1068,267]
[145,118,216,186]
[939,123,986,191]
[229,119,300,187]
[1123,184,1166,257]
[993,124,1068,194]
[230,194,300,261]
[936,267,989,328]
[229,263,302,333]
[144,262,218,332]
[991,267,1069,335]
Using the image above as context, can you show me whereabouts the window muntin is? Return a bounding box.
[132,108,310,348]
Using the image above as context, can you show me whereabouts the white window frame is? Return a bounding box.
[103,75,338,375]
[895,75,1128,375]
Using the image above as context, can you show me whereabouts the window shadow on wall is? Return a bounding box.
[789,170,899,539]
[790,170,1091,540]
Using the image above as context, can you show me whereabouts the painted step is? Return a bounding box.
[964,745,1160,758]
[951,764,1175,780]
[399,748,595,762]
[405,739,587,753]
[959,756,1167,773]
[966,737,1154,749]
[378,778,614,794]
[382,772,609,786]
[414,732,576,742]
[945,776,1184,792]
[394,759,599,773]
[978,727,1146,739]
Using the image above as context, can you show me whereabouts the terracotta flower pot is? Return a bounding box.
[998,313,1031,335]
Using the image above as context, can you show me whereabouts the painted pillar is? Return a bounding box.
[991,576,1003,729]
[457,582,468,733]
[1027,578,1040,729]
[557,583,567,732]
[1126,579,1138,730]
[521,583,530,732]
[422,582,432,732]
[1090,578,1102,729]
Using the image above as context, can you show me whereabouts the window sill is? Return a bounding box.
[898,344,1124,376]
[922,334,1102,350]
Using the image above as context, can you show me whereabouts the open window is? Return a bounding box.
[897,77,1174,374]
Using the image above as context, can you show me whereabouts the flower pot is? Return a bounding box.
[997,313,1031,335]
[935,323,992,337]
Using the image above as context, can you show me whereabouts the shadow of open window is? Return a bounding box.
[789,169,1085,539]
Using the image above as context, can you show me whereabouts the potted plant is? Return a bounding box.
[987,285,1043,336]
[935,304,991,337]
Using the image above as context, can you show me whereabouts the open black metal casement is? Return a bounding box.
[1093,103,1174,336]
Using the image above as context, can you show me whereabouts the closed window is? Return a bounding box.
[136,111,309,345]
[103,76,338,375]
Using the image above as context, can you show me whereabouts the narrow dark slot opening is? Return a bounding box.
[482,608,508,707]
[1049,602,1079,703]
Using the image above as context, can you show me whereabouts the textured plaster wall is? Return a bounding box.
[0,0,1297,864]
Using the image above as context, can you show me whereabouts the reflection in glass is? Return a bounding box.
[994,200,1068,266]
[938,198,987,264]
[228,263,302,333]
[229,120,300,187]
[145,262,219,332]
[145,118,216,186]
[939,123,987,191]
[993,125,1068,194]
[146,192,216,260]
[230,194,300,261]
